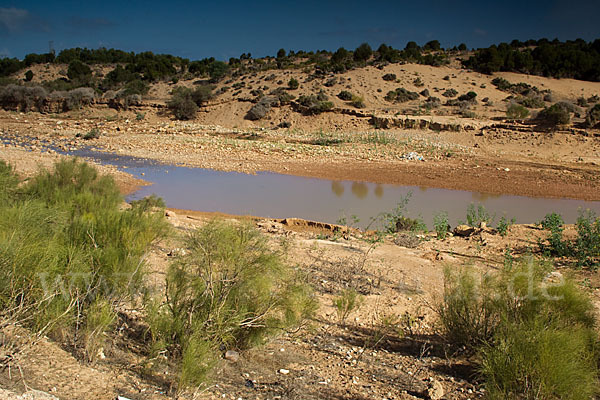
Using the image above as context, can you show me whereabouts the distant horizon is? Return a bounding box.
[2,0,599,61]
[4,36,600,63]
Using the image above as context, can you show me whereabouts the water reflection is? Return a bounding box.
[351,182,369,199]
[331,181,345,197]
[59,146,600,229]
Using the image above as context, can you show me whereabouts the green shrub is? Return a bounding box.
[382,73,396,81]
[337,90,353,101]
[67,60,92,85]
[585,104,600,128]
[518,95,545,108]
[167,87,198,120]
[496,216,515,237]
[385,87,419,103]
[439,261,599,399]
[491,77,512,91]
[413,77,424,87]
[434,211,449,239]
[81,128,100,140]
[537,103,571,127]
[353,43,372,62]
[288,77,299,90]
[0,159,167,345]
[480,321,599,400]
[506,103,529,119]
[147,220,316,388]
[442,88,458,98]
[25,70,34,82]
[436,267,500,346]
[458,91,477,102]
[466,203,494,227]
[297,94,333,115]
[573,210,600,268]
[349,94,365,108]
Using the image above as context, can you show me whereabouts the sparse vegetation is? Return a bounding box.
[288,77,299,90]
[167,87,198,120]
[536,103,571,127]
[382,73,396,81]
[0,159,167,358]
[506,102,529,119]
[385,87,420,103]
[442,88,458,98]
[333,288,363,325]
[434,211,449,239]
[539,210,600,269]
[585,104,600,128]
[147,220,316,388]
[437,260,599,399]
[466,203,494,227]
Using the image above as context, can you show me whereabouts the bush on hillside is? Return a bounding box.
[337,90,353,101]
[167,87,198,120]
[536,103,571,127]
[585,104,600,128]
[384,87,419,103]
[288,77,299,90]
[382,73,396,81]
[442,88,458,98]
[506,103,529,119]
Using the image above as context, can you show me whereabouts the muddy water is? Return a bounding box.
[60,148,600,229]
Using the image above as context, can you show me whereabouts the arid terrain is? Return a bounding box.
[2,58,600,399]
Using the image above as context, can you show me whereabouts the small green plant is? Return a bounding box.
[496,216,515,237]
[333,288,363,325]
[135,112,145,121]
[573,210,600,269]
[382,73,396,81]
[413,77,424,87]
[25,70,34,82]
[380,192,426,233]
[129,194,166,211]
[350,94,365,108]
[288,77,299,90]
[466,203,494,227]
[434,211,449,239]
[82,128,100,140]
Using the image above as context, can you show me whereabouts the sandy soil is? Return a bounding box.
[2,60,600,399]
[1,207,598,400]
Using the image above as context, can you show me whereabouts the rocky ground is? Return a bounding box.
[2,60,600,399]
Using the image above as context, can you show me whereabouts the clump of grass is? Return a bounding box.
[436,260,599,399]
[333,288,363,325]
[147,219,317,388]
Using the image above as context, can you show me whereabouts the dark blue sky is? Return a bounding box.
[1,0,599,60]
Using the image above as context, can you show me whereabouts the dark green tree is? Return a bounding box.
[353,43,372,62]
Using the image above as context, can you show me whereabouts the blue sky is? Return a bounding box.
[1,0,599,60]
